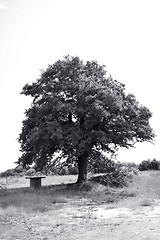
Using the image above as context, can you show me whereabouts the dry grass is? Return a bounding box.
[1,171,160,240]
[0,177,121,215]
[0,171,160,215]
[0,187,68,213]
[127,171,160,198]
[0,175,77,214]
[115,170,160,208]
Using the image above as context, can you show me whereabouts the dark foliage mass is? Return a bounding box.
[138,159,160,171]
[18,56,155,184]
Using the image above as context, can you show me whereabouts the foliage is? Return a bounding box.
[90,163,138,187]
[87,150,115,174]
[0,169,18,178]
[138,159,160,171]
[0,167,35,178]
[25,168,36,176]
[18,55,155,182]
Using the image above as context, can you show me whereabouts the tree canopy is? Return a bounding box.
[18,56,155,184]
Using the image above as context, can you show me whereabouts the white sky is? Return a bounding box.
[0,0,160,172]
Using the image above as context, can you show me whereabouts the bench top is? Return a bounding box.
[25,176,46,179]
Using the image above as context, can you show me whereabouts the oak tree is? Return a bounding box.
[18,56,155,185]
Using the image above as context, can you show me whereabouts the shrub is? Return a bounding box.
[0,169,18,178]
[90,164,138,187]
[138,159,160,171]
[88,152,116,174]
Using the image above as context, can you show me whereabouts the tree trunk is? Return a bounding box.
[76,151,88,185]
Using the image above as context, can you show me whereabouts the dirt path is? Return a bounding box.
[1,199,160,240]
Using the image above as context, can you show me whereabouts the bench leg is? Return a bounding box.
[30,178,41,189]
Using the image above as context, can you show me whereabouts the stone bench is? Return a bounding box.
[26,176,46,189]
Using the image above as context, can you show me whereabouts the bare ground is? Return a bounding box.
[0,172,160,240]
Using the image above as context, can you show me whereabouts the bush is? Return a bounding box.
[90,164,138,187]
[138,159,160,171]
[0,169,18,178]
[88,152,116,174]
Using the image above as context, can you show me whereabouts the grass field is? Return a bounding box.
[0,174,78,189]
[1,171,160,239]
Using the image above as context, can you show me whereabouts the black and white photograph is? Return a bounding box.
[0,0,160,239]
